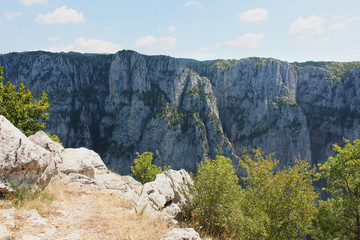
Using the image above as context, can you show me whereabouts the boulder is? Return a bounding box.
[161,228,201,240]
[0,116,55,192]
[58,147,108,178]
[28,131,64,154]
[136,169,193,219]
[0,224,11,240]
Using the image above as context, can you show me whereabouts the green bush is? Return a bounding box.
[130,152,164,184]
[182,155,240,238]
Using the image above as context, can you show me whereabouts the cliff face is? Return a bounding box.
[1,51,360,174]
[0,51,234,174]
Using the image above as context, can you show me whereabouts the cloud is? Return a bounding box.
[329,23,346,30]
[36,6,85,24]
[289,15,325,35]
[135,36,157,50]
[347,17,359,22]
[296,35,329,44]
[185,1,202,9]
[225,33,264,48]
[4,11,21,20]
[47,36,60,42]
[159,37,177,49]
[214,42,222,48]
[169,26,175,33]
[191,47,211,60]
[239,8,268,22]
[135,36,178,51]
[50,38,122,53]
[19,0,47,7]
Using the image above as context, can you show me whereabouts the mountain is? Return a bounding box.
[1,50,360,175]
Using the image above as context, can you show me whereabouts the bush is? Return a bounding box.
[182,155,240,238]
[130,152,164,184]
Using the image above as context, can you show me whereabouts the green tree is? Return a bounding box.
[312,138,360,239]
[0,66,50,136]
[183,155,240,238]
[236,149,319,239]
[131,152,163,184]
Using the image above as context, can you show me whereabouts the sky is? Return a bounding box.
[1,0,360,62]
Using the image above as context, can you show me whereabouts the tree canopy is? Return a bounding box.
[0,66,50,136]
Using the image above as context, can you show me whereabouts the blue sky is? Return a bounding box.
[1,0,360,62]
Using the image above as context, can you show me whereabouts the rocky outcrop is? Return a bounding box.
[1,51,360,173]
[0,116,56,192]
[162,228,201,240]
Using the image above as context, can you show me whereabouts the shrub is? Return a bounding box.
[182,155,240,238]
[131,152,164,184]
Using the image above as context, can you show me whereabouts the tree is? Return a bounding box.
[131,152,164,184]
[236,149,319,239]
[312,138,360,239]
[0,66,50,136]
[183,155,240,238]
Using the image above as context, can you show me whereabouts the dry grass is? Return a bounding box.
[79,191,170,240]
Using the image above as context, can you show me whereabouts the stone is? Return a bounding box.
[161,228,201,240]
[0,116,56,193]
[136,169,193,219]
[0,224,11,240]
[28,131,63,154]
[58,147,108,178]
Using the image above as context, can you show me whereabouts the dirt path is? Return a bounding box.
[0,181,170,240]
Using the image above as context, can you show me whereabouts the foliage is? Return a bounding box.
[212,60,237,72]
[46,132,63,145]
[312,138,360,239]
[0,66,50,136]
[181,150,319,239]
[237,149,319,239]
[182,155,240,238]
[4,181,53,208]
[130,152,164,184]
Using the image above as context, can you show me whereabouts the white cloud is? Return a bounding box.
[47,36,60,42]
[239,8,268,22]
[296,35,329,44]
[19,0,47,7]
[214,42,222,48]
[135,36,178,51]
[347,17,359,22]
[289,15,325,35]
[135,36,157,50]
[185,1,202,9]
[50,38,122,53]
[159,36,177,49]
[36,6,85,24]
[191,47,211,60]
[225,33,264,48]
[330,23,346,30]
[4,11,21,20]
[169,26,176,33]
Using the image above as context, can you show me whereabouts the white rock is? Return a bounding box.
[58,147,107,178]
[0,224,11,240]
[162,228,201,240]
[19,235,40,240]
[0,116,56,192]
[28,131,64,154]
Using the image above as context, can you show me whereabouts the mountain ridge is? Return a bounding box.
[1,50,360,175]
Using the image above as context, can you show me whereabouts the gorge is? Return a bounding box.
[1,50,360,175]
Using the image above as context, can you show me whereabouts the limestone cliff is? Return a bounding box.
[1,51,360,174]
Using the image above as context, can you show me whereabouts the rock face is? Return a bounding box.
[161,228,201,240]
[1,51,360,173]
[0,116,56,192]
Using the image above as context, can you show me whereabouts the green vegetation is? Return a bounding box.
[181,155,240,238]
[157,103,183,126]
[212,60,237,72]
[312,138,360,239]
[292,61,360,83]
[182,149,319,239]
[4,181,53,208]
[273,96,298,107]
[131,152,167,184]
[0,66,50,136]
